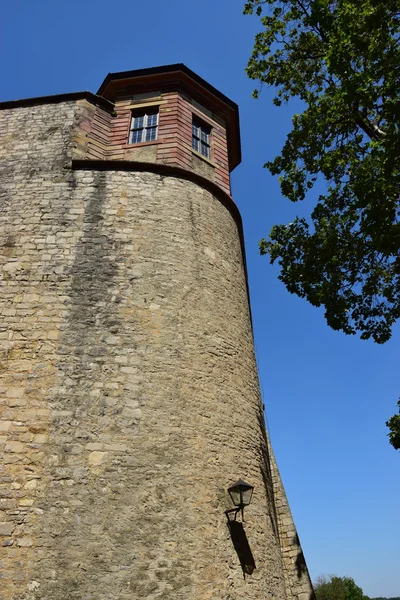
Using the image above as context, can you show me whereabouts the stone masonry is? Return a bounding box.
[0,65,314,600]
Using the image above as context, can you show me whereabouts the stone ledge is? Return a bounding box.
[0,92,114,113]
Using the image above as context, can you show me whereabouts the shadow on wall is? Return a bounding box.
[227,520,256,578]
[294,533,316,600]
[257,404,280,540]
[294,533,308,579]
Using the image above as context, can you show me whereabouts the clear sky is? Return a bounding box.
[1,1,399,596]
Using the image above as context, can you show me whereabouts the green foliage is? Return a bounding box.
[386,399,400,450]
[371,597,400,600]
[314,575,369,600]
[244,0,400,344]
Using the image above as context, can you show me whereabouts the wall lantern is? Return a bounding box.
[225,479,254,522]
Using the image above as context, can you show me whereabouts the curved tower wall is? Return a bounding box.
[0,66,314,600]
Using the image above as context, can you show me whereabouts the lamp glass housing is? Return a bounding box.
[228,479,254,507]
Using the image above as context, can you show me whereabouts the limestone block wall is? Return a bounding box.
[0,100,78,600]
[0,100,292,600]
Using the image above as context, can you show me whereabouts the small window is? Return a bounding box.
[129,109,159,144]
[192,118,211,159]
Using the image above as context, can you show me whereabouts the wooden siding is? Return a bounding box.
[75,90,232,196]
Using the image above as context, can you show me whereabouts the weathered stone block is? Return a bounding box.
[0,522,14,536]
[88,451,109,466]
[4,441,24,453]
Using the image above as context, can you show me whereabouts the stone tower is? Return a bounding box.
[0,65,314,600]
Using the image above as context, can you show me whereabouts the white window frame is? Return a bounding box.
[129,109,159,145]
[192,118,211,159]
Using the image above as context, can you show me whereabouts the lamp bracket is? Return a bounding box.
[225,505,245,523]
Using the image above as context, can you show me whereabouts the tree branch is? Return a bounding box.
[355,116,386,141]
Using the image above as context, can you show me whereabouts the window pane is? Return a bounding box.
[193,119,211,156]
[201,141,210,158]
[131,129,143,144]
[145,127,157,142]
[200,129,209,143]
[147,113,158,127]
[133,115,144,129]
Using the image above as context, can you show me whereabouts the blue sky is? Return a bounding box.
[1,1,399,595]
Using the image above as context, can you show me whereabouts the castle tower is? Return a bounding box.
[0,65,314,600]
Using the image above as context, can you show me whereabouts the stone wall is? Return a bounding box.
[0,100,293,599]
[0,100,77,600]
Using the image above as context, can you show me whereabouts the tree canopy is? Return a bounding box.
[386,399,400,450]
[244,0,400,345]
[314,575,369,600]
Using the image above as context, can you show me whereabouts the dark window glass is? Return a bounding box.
[192,118,211,159]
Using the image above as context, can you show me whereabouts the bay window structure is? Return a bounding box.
[192,118,211,159]
[129,109,159,144]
